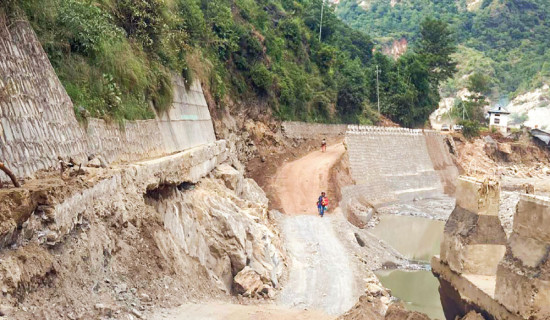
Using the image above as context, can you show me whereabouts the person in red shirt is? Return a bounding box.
[317,192,329,217]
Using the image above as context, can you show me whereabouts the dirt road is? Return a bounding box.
[152,303,334,320]
[278,212,357,315]
[272,143,359,315]
[274,143,346,215]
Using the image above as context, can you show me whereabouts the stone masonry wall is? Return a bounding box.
[0,17,88,179]
[0,16,215,182]
[344,125,446,206]
[281,121,347,139]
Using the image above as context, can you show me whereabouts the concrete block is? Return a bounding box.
[508,233,550,268]
[513,195,550,242]
[456,177,500,216]
[495,261,550,319]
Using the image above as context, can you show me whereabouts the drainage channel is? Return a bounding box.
[371,214,446,320]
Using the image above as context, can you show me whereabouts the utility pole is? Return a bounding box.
[376,65,381,114]
[319,0,325,42]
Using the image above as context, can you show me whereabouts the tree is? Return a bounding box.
[464,72,490,122]
[417,18,457,86]
[336,58,368,119]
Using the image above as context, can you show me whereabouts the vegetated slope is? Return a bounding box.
[337,0,550,99]
[2,0,452,127]
[1,0,373,124]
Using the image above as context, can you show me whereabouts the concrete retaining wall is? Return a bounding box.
[344,125,449,206]
[0,17,215,182]
[281,121,347,139]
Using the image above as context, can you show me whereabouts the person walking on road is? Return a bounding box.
[321,138,327,153]
[317,192,329,217]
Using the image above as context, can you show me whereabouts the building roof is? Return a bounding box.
[488,106,510,115]
[532,128,550,145]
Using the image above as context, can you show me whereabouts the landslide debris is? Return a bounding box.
[0,152,285,319]
[454,132,550,180]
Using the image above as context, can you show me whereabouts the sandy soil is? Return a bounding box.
[273,143,346,215]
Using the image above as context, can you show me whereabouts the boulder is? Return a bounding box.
[497,143,512,154]
[88,158,102,168]
[214,164,243,195]
[461,311,485,320]
[233,266,264,296]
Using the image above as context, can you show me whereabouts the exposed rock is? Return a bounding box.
[462,311,485,320]
[233,266,264,296]
[147,171,283,293]
[214,164,243,194]
[497,143,512,155]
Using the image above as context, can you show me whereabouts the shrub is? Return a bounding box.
[58,0,123,55]
[249,63,273,92]
[459,120,481,139]
[113,0,167,51]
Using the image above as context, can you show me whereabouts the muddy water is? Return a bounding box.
[371,215,445,262]
[372,214,446,319]
[376,269,445,320]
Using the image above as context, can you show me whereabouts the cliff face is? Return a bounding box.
[505,84,550,129]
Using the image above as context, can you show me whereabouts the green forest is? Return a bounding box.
[1,0,457,127]
[336,0,550,99]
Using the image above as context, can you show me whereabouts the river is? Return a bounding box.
[371,214,446,319]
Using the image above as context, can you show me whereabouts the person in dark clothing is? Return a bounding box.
[317,192,329,217]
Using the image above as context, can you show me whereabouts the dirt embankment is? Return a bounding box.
[329,151,354,206]
[1,178,223,319]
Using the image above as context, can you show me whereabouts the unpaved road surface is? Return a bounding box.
[274,144,346,215]
[273,143,359,315]
[152,303,334,320]
[278,212,357,315]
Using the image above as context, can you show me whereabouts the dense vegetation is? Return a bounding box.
[336,0,550,99]
[2,0,455,126]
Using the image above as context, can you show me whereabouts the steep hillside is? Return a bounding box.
[1,0,379,124]
[337,0,550,100]
[2,0,456,128]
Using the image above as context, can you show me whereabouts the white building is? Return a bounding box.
[488,106,510,134]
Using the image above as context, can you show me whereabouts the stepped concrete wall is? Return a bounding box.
[0,16,215,182]
[344,125,454,206]
[281,121,347,139]
[432,178,550,320]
